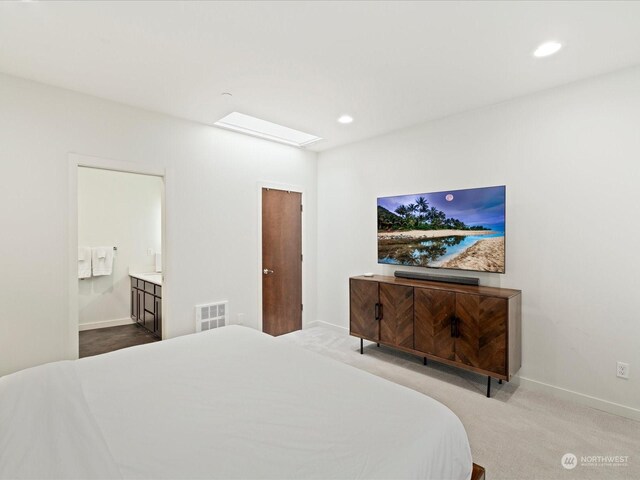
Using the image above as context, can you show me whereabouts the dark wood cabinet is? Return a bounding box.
[415,289,508,375]
[350,275,521,397]
[414,288,456,361]
[456,293,507,375]
[131,286,138,322]
[379,283,414,349]
[349,281,414,348]
[349,278,379,342]
[131,276,162,338]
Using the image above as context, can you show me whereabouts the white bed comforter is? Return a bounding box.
[0,326,472,479]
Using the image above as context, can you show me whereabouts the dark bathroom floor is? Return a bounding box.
[79,324,159,358]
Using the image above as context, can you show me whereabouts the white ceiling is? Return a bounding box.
[2,1,640,151]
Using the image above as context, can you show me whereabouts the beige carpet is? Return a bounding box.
[280,326,639,480]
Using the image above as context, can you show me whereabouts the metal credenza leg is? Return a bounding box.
[486,376,491,398]
[360,338,363,355]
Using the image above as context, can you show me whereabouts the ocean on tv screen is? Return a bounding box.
[377,186,506,273]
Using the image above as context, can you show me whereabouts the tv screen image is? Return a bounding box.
[377,185,505,273]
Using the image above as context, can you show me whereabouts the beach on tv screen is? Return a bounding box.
[377,186,506,273]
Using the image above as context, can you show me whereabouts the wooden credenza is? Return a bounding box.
[349,275,521,397]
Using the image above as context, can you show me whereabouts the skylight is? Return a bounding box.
[214,112,322,148]
[533,41,562,58]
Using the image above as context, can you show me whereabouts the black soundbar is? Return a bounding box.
[394,270,480,286]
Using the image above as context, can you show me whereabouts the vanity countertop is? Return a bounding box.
[130,272,162,286]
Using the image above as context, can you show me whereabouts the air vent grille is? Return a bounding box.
[195,301,228,332]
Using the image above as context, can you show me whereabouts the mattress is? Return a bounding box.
[0,325,472,479]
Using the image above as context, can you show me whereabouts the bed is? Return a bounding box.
[0,325,473,479]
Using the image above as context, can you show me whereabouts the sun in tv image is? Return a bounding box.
[377,186,506,273]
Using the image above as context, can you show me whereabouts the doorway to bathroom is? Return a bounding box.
[71,156,166,358]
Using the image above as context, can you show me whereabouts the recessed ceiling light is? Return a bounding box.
[533,41,562,58]
[214,112,322,148]
[337,114,354,124]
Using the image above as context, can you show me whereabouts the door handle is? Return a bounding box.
[374,303,383,321]
[450,316,457,338]
[263,268,274,275]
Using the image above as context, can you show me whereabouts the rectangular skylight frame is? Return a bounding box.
[214,112,322,148]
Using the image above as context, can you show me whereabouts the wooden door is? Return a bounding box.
[379,284,414,348]
[349,279,379,341]
[455,293,507,375]
[414,288,455,360]
[262,188,302,336]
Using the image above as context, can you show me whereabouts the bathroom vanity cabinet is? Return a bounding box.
[130,274,162,338]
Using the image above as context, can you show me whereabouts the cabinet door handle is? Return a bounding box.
[451,316,461,338]
[374,303,380,320]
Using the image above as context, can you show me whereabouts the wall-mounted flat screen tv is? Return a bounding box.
[377,186,505,273]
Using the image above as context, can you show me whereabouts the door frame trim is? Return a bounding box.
[68,153,169,358]
[257,181,305,334]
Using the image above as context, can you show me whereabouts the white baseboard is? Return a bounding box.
[79,317,135,331]
[305,320,349,334]
[513,375,640,422]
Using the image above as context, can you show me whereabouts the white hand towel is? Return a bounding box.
[78,247,92,279]
[92,247,114,276]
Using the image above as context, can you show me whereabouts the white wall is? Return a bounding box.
[0,73,317,376]
[78,168,162,327]
[317,66,640,418]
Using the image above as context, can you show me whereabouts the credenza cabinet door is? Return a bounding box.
[455,293,507,375]
[414,288,455,360]
[379,284,414,349]
[349,279,379,342]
